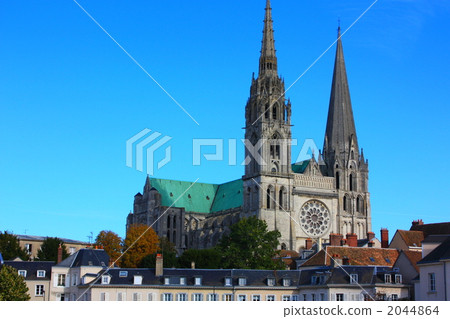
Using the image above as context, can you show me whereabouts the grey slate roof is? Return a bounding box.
[17,234,88,245]
[418,237,450,264]
[56,249,109,268]
[3,261,55,280]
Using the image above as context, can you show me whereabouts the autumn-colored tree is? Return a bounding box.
[95,230,122,265]
[0,265,30,301]
[121,224,159,268]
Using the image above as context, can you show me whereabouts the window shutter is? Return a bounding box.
[53,274,58,287]
[331,293,335,301]
[65,274,70,287]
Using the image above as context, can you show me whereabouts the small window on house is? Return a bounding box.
[385,258,391,264]
[162,293,173,301]
[238,294,247,301]
[18,270,27,277]
[303,294,307,301]
[134,275,143,285]
[37,270,46,278]
[391,294,399,301]
[283,278,291,287]
[192,293,203,301]
[57,274,66,287]
[132,293,142,301]
[223,294,233,301]
[266,295,275,301]
[336,293,344,301]
[252,295,261,301]
[180,277,186,285]
[238,277,247,286]
[428,273,436,292]
[350,274,358,284]
[101,275,110,285]
[385,274,392,283]
[147,293,154,301]
[69,247,76,255]
[35,285,44,297]
[164,277,170,285]
[267,278,275,286]
[369,257,375,262]
[320,293,325,301]
[282,295,291,301]
[119,271,128,277]
[224,277,232,286]
[100,292,108,301]
[207,293,218,301]
[395,274,402,284]
[117,292,125,301]
[177,293,188,301]
[311,294,316,301]
[25,244,32,254]
[194,277,202,286]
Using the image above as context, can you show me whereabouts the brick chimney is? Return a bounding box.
[191,261,196,269]
[347,233,358,247]
[381,228,389,248]
[412,219,424,227]
[155,254,163,277]
[57,244,63,264]
[305,238,313,250]
[329,233,343,246]
[367,232,375,242]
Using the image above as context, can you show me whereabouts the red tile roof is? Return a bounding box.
[402,250,422,273]
[397,230,424,247]
[301,246,399,267]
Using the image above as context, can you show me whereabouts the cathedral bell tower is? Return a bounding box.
[243,0,294,250]
[322,28,371,237]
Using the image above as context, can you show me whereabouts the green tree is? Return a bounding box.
[178,248,222,269]
[36,237,69,263]
[121,224,159,268]
[0,265,30,301]
[0,231,29,261]
[219,216,284,270]
[139,236,178,268]
[95,230,122,265]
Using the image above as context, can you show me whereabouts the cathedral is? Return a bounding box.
[126,0,371,255]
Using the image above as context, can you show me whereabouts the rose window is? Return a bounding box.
[300,200,331,237]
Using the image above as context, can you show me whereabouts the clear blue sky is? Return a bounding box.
[1,0,449,242]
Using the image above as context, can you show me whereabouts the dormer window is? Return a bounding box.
[180,277,187,285]
[283,278,291,287]
[224,277,232,286]
[194,277,202,286]
[395,274,402,284]
[37,270,46,278]
[267,278,275,286]
[101,275,110,285]
[238,277,247,286]
[350,274,358,284]
[164,277,170,285]
[119,271,128,277]
[18,270,27,277]
[384,274,392,284]
[134,275,143,285]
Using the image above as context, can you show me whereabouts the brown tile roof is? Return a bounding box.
[300,247,399,267]
[410,222,450,237]
[402,250,422,273]
[398,230,424,247]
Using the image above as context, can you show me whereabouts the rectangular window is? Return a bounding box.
[117,292,125,301]
[311,294,316,301]
[119,271,128,277]
[320,293,325,301]
[282,295,291,301]
[292,295,299,301]
[134,276,143,285]
[164,277,170,285]
[69,247,76,255]
[267,278,275,286]
[238,294,247,301]
[133,293,142,301]
[101,276,110,284]
[303,294,307,301]
[336,294,344,301]
[238,277,247,286]
[252,295,261,301]
[283,278,291,287]
[35,285,44,296]
[223,294,233,301]
[350,274,358,284]
[147,293,154,301]
[180,277,186,285]
[192,293,203,301]
[37,270,46,278]
[266,295,275,301]
[395,274,402,284]
[57,274,66,287]
[25,244,32,254]
[100,293,108,301]
[18,270,27,277]
[194,277,202,286]
[162,293,173,301]
[428,273,436,292]
[177,293,188,301]
[224,277,232,286]
[391,294,398,301]
[72,274,78,286]
[385,274,392,283]
[207,293,218,301]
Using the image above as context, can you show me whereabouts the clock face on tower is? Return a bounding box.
[299,200,331,237]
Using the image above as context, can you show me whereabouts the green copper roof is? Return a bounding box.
[291,160,310,174]
[148,178,243,214]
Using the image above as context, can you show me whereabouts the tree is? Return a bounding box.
[0,265,30,301]
[219,216,285,270]
[178,248,222,269]
[95,230,122,265]
[140,236,178,268]
[36,237,69,263]
[121,224,159,268]
[0,231,29,261]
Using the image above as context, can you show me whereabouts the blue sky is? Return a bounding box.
[1,0,449,242]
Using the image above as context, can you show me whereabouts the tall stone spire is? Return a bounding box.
[324,28,359,158]
[259,0,277,76]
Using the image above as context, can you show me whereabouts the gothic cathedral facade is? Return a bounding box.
[127,0,371,254]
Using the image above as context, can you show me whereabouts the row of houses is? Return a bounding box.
[1,220,449,301]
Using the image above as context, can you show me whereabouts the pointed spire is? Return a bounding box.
[259,0,277,76]
[324,29,359,159]
[144,175,151,193]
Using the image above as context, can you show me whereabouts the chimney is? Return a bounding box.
[329,233,343,246]
[367,232,375,242]
[381,228,389,248]
[331,254,342,268]
[155,254,163,276]
[346,233,358,247]
[191,261,196,269]
[305,238,313,250]
[57,244,63,264]
[342,256,350,265]
[412,219,424,227]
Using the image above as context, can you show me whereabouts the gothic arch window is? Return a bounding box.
[356,197,360,213]
[343,195,349,211]
[172,230,176,243]
[351,150,355,160]
[357,196,364,215]
[336,171,340,189]
[167,230,170,241]
[272,104,277,120]
[279,187,285,210]
[349,174,354,191]
[167,215,171,228]
[266,186,274,209]
[173,216,176,228]
[265,103,270,119]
